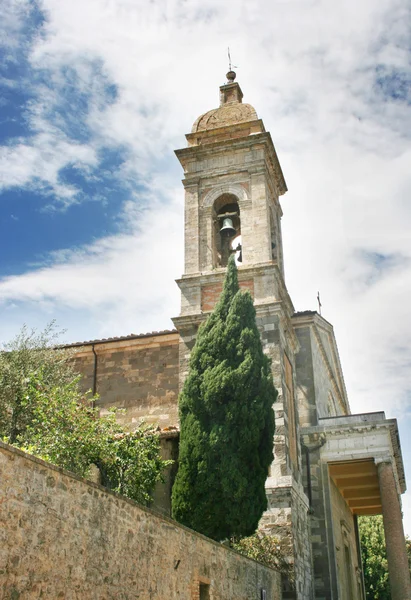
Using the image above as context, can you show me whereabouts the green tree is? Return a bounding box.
[0,323,171,505]
[359,515,390,600]
[0,322,78,443]
[172,256,276,541]
[231,532,294,587]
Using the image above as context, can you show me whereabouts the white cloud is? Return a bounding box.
[0,134,97,204]
[0,180,184,338]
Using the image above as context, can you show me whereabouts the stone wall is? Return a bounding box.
[293,314,349,424]
[0,441,282,600]
[293,324,317,428]
[304,450,334,599]
[262,482,312,600]
[71,331,180,429]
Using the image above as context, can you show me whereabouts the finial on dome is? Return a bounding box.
[226,70,236,83]
[220,48,241,104]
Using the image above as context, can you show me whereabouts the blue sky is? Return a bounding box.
[1,0,411,532]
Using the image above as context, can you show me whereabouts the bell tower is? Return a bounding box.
[173,72,312,598]
[178,70,286,279]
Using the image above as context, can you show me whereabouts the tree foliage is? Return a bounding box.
[359,515,390,600]
[0,322,171,505]
[172,256,276,541]
[0,322,78,444]
[231,532,294,587]
[359,515,411,600]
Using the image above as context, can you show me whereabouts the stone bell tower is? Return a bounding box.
[173,72,312,599]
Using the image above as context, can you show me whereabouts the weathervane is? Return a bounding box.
[317,291,322,316]
[227,47,238,72]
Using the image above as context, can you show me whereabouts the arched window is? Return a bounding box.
[213,194,241,267]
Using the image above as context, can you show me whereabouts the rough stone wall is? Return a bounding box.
[255,307,313,600]
[290,488,314,600]
[0,442,282,600]
[72,333,180,429]
[262,484,312,600]
[256,308,300,483]
[262,485,293,595]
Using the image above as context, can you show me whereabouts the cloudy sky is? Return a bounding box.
[1,0,411,531]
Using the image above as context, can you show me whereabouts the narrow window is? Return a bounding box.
[199,583,210,600]
[270,207,277,261]
[344,544,354,600]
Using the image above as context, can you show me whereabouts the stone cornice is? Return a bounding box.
[172,313,206,330]
[173,299,300,353]
[176,261,286,285]
[292,311,333,330]
[175,132,287,196]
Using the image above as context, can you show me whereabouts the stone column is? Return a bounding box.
[377,459,411,600]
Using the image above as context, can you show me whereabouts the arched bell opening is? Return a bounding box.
[212,194,241,267]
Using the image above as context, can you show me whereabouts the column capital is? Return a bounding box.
[375,456,393,466]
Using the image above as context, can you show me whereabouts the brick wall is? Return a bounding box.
[201,279,254,312]
[0,442,282,600]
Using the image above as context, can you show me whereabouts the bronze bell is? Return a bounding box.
[220,217,236,237]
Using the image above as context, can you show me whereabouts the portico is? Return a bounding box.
[302,412,411,600]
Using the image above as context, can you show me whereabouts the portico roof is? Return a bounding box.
[302,412,406,516]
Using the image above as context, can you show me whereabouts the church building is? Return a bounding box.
[70,72,410,600]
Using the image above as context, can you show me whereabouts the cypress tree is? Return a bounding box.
[172,256,276,541]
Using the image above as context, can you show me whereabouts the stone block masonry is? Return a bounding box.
[0,441,282,600]
[71,332,180,429]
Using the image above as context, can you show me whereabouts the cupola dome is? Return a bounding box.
[191,71,259,133]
